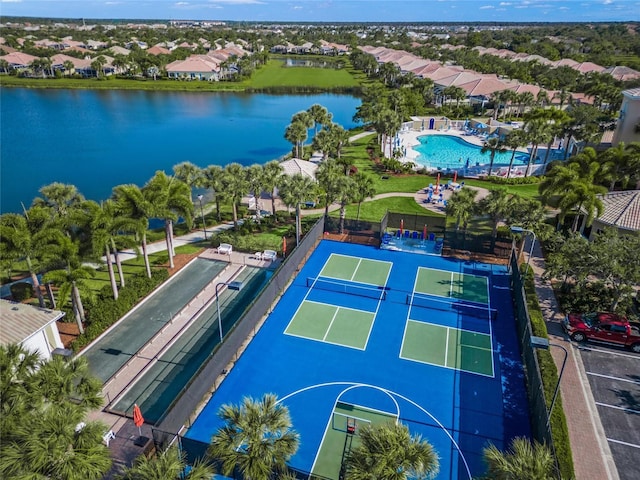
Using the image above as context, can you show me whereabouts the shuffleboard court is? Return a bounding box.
[416,267,489,305]
[312,402,397,479]
[401,321,494,376]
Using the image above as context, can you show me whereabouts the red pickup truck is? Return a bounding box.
[562,312,640,353]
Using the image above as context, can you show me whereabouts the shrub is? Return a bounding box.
[485,176,541,185]
[10,282,33,302]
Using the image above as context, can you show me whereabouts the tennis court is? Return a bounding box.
[185,241,531,479]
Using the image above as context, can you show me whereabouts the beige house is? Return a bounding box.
[0,299,66,360]
[582,190,640,240]
[612,88,640,145]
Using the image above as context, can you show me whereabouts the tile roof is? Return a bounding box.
[0,51,38,66]
[604,66,640,81]
[280,158,318,179]
[595,190,640,231]
[0,299,65,346]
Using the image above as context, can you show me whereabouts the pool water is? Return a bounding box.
[413,134,530,170]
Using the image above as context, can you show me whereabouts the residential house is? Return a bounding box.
[0,299,66,361]
[166,55,221,80]
[612,87,640,145]
[581,190,640,240]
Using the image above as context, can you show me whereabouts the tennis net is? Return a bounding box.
[406,293,497,320]
[307,277,387,300]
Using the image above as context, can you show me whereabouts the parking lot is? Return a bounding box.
[578,344,640,480]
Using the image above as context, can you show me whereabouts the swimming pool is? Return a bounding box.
[412,134,529,170]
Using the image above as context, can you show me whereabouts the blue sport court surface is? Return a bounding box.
[185,241,530,479]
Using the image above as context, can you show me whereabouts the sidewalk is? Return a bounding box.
[528,240,618,480]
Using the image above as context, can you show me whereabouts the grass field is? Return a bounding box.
[243,60,362,89]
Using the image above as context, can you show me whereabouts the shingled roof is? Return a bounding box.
[593,190,640,232]
[0,299,65,346]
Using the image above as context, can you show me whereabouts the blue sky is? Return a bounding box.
[1,0,638,23]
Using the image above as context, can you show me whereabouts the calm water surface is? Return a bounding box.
[1,88,361,213]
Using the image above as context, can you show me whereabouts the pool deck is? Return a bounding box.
[87,247,280,479]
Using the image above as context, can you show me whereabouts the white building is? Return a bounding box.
[0,299,66,360]
[612,87,640,146]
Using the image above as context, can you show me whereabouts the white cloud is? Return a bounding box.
[208,0,265,4]
[499,2,512,5]
[603,0,614,4]
[292,5,302,9]
[479,5,495,9]
[0,0,23,3]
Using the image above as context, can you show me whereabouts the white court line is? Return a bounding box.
[445,327,450,367]
[322,308,341,341]
[279,381,472,480]
[607,438,640,449]
[449,271,455,298]
[350,258,363,282]
[587,371,640,386]
[596,402,640,415]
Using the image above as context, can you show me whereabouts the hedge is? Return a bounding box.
[524,269,575,480]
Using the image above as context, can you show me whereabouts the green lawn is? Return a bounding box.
[330,197,443,223]
[243,60,362,89]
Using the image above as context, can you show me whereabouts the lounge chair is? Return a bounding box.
[404,230,410,238]
[217,243,232,255]
[412,231,418,239]
[254,252,263,260]
[262,250,277,261]
[428,233,436,241]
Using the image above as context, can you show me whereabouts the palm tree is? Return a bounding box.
[316,159,345,220]
[328,122,351,160]
[221,163,249,228]
[344,421,439,480]
[352,172,377,222]
[117,446,214,480]
[261,160,284,215]
[43,236,94,334]
[482,437,556,480]
[143,171,193,269]
[480,136,508,176]
[88,199,138,300]
[173,161,203,201]
[208,394,299,480]
[91,55,107,78]
[246,164,265,205]
[0,345,111,480]
[504,129,528,178]
[284,121,308,158]
[445,188,478,232]
[279,173,317,245]
[202,165,226,222]
[307,103,332,135]
[0,208,63,307]
[522,118,552,177]
[599,142,640,191]
[32,182,85,235]
[63,60,74,76]
[112,183,155,278]
[479,189,512,248]
[335,175,356,233]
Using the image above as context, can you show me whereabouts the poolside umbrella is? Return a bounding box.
[282,236,287,256]
[423,224,427,240]
[435,173,440,193]
[400,219,404,235]
[453,171,458,183]
[133,404,144,435]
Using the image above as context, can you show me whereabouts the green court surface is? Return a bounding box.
[320,254,392,287]
[401,321,494,376]
[284,301,374,350]
[416,267,489,304]
[312,402,397,479]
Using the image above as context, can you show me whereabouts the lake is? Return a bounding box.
[0,88,361,213]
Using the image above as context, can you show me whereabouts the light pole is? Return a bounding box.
[215,281,244,343]
[531,336,568,429]
[197,194,207,240]
[510,226,536,274]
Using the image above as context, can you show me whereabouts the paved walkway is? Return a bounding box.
[528,239,618,480]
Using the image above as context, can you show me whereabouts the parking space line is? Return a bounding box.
[587,371,640,385]
[607,438,640,449]
[596,402,640,415]
[579,346,640,359]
